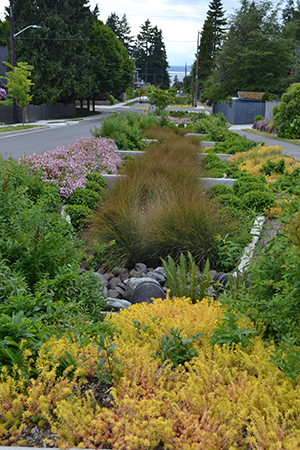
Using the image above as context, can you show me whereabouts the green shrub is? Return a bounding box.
[218,201,300,344]
[148,88,175,111]
[274,83,300,138]
[255,114,264,121]
[210,312,256,349]
[242,190,276,213]
[214,193,244,210]
[235,181,269,198]
[274,167,300,195]
[0,311,49,375]
[232,174,266,196]
[0,163,80,288]
[210,132,258,155]
[91,112,147,151]
[108,94,116,105]
[65,204,92,231]
[154,327,202,368]
[201,154,227,171]
[85,180,105,194]
[259,158,286,176]
[206,184,233,198]
[207,126,229,142]
[192,118,210,134]
[66,188,103,209]
[86,172,108,189]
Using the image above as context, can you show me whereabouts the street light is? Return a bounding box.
[14,25,41,37]
[9,0,41,121]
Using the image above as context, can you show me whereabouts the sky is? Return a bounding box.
[0,0,241,66]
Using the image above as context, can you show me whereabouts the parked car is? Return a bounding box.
[139,96,148,103]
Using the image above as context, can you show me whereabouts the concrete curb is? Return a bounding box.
[0,126,49,137]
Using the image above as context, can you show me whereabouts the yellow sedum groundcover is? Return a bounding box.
[1,297,300,449]
[227,145,300,179]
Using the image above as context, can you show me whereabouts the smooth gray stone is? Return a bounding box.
[108,277,122,289]
[148,271,166,285]
[153,266,165,276]
[135,262,148,273]
[107,298,131,310]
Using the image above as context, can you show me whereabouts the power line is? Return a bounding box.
[0,35,196,42]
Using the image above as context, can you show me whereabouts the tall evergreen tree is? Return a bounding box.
[202,0,293,102]
[10,0,96,104]
[193,0,226,92]
[207,0,227,54]
[106,13,134,56]
[134,19,153,84]
[134,20,170,88]
[196,16,214,83]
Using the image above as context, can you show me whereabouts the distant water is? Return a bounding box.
[168,65,191,84]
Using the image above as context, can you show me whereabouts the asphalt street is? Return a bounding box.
[1,102,299,162]
[0,101,210,159]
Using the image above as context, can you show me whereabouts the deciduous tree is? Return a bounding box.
[3,61,34,124]
[87,20,134,99]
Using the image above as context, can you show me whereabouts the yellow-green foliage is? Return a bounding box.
[227,144,300,179]
[2,299,300,449]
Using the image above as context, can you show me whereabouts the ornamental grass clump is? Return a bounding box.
[22,137,122,198]
[88,133,238,268]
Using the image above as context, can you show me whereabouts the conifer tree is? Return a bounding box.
[106,13,134,56]
[134,20,170,88]
[193,0,226,91]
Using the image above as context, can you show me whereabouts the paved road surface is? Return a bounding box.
[1,102,299,162]
[0,114,110,159]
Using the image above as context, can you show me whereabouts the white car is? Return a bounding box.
[139,96,148,103]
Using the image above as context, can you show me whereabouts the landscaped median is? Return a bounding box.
[3,108,300,448]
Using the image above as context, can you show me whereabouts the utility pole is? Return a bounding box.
[192,75,194,107]
[9,0,17,123]
[195,31,200,108]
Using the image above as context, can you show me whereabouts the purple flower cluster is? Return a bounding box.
[0,88,6,100]
[22,137,122,198]
[169,116,193,124]
[256,119,269,131]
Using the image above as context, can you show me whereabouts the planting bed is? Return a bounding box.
[3,110,300,448]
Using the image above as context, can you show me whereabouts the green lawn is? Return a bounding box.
[0,125,43,133]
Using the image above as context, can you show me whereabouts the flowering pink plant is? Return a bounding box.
[22,137,122,198]
[169,116,193,124]
[0,88,6,100]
